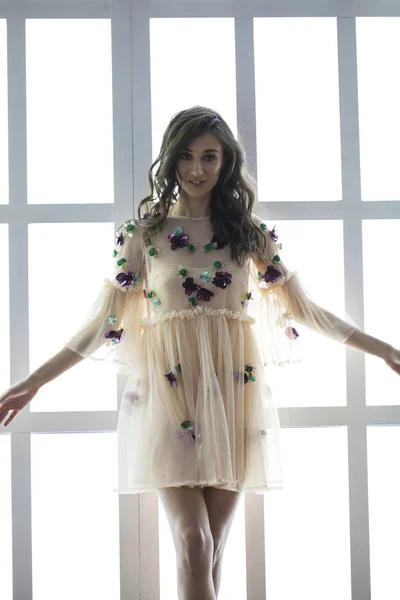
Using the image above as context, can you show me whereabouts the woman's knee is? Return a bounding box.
[158,486,214,564]
[179,525,214,554]
[177,526,214,570]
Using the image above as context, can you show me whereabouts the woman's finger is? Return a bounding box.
[5,415,15,427]
[0,409,9,425]
[1,406,14,424]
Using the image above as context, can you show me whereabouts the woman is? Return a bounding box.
[1,106,399,600]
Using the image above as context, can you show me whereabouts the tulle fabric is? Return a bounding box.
[247,262,359,369]
[115,308,284,494]
[248,212,360,369]
[64,277,146,374]
[63,219,147,374]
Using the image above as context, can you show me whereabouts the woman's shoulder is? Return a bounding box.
[250,211,265,225]
[116,216,146,233]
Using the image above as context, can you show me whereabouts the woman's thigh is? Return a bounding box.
[158,486,214,551]
[202,487,242,550]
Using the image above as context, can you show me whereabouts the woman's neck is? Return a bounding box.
[169,196,211,218]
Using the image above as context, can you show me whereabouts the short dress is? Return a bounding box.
[63,211,358,494]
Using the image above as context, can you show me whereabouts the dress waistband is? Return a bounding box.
[141,306,256,327]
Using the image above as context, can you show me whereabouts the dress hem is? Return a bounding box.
[113,479,284,495]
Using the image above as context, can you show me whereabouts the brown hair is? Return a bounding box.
[133,105,268,267]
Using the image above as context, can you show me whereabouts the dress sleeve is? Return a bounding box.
[249,213,359,368]
[63,218,146,373]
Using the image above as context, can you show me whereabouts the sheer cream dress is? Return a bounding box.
[64,213,358,494]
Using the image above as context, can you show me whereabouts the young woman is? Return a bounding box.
[1,106,400,600]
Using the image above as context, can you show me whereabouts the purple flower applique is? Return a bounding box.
[285,327,300,340]
[164,370,178,387]
[116,270,141,288]
[116,232,124,247]
[174,420,200,450]
[212,269,233,289]
[182,277,201,296]
[261,265,282,284]
[196,287,214,302]
[104,329,124,343]
[168,226,189,250]
[270,226,279,242]
[182,277,214,302]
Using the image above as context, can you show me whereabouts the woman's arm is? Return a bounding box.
[249,213,399,366]
[0,347,86,428]
[29,347,85,389]
[287,297,394,360]
[344,328,394,360]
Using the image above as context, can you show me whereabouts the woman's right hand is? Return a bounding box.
[383,347,400,376]
[0,377,40,428]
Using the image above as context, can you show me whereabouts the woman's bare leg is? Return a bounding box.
[203,487,243,597]
[158,486,217,600]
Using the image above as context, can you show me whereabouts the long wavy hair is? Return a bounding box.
[132,105,269,267]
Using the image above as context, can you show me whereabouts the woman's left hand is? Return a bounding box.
[384,347,400,375]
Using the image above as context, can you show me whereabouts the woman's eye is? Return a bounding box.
[180,154,216,161]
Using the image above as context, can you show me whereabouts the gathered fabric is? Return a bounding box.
[115,309,283,494]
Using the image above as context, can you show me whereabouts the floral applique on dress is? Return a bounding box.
[256,222,301,342]
[168,226,189,250]
[175,421,201,450]
[113,223,143,291]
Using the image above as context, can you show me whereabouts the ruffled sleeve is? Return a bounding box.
[63,218,146,373]
[248,213,359,368]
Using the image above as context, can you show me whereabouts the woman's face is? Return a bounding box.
[175,132,224,204]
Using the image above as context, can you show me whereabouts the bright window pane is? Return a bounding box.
[26,20,114,204]
[357,18,400,201]
[0,20,8,205]
[265,427,351,600]
[0,225,10,393]
[159,492,246,600]
[0,435,12,599]
[150,18,237,159]
[268,220,349,407]
[254,17,342,202]
[29,223,117,412]
[363,220,400,406]
[31,432,120,600]
[368,426,400,600]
